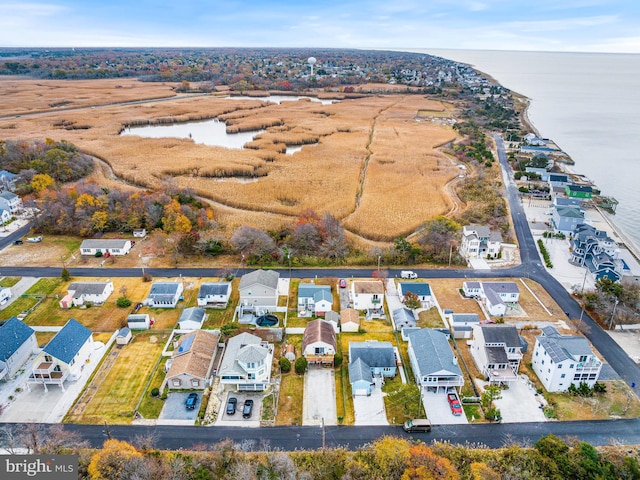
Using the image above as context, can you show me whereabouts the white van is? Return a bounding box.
[403,418,431,433]
[401,270,418,279]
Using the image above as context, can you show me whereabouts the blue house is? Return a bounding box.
[348,341,397,395]
[392,307,417,331]
[551,205,584,235]
[349,357,374,396]
[0,317,36,380]
[297,283,333,317]
[397,282,434,308]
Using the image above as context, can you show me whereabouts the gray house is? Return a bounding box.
[197,282,231,308]
[392,307,417,331]
[177,307,207,330]
[348,340,397,395]
[239,269,280,313]
[407,328,464,393]
[146,282,184,308]
[551,205,584,235]
[0,317,37,380]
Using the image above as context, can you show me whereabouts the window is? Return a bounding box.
[315,347,324,354]
[557,364,562,369]
[173,379,181,387]
[579,355,588,363]
[248,373,255,380]
[541,360,545,365]
[191,379,200,387]
[569,364,574,369]
[487,364,495,370]
[561,374,566,378]
[44,355,53,362]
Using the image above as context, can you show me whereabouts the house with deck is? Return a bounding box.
[28,319,94,391]
[470,324,525,385]
[62,281,114,307]
[348,340,397,393]
[297,284,333,317]
[463,281,520,317]
[165,329,219,390]
[392,307,417,331]
[219,332,274,391]
[407,328,464,393]
[532,326,602,392]
[460,225,502,259]
[302,319,336,365]
[0,317,36,380]
[551,205,585,236]
[351,280,385,319]
[397,282,434,309]
[570,224,623,282]
[238,269,280,314]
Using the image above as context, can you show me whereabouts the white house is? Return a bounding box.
[79,239,132,256]
[133,228,147,238]
[219,332,274,391]
[146,281,184,308]
[407,328,464,393]
[392,307,416,331]
[0,170,18,191]
[28,318,94,391]
[177,307,207,330]
[532,326,603,392]
[340,308,360,332]
[470,324,525,385]
[115,327,132,345]
[302,319,336,365]
[351,280,385,319]
[65,281,114,307]
[0,191,22,214]
[444,311,481,339]
[127,314,151,330]
[397,282,434,309]
[197,282,232,308]
[0,317,37,380]
[238,269,280,314]
[463,281,520,317]
[297,283,333,317]
[460,225,502,259]
[0,209,11,226]
[165,329,219,390]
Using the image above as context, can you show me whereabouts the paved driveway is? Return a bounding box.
[353,386,388,425]
[215,390,261,427]
[158,392,201,425]
[490,376,548,423]
[422,390,468,425]
[303,367,337,426]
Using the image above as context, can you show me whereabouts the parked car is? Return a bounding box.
[226,397,237,415]
[447,393,463,416]
[185,392,198,410]
[243,399,254,418]
[403,418,432,433]
[13,239,23,245]
[339,278,347,288]
[26,236,43,243]
[401,270,418,279]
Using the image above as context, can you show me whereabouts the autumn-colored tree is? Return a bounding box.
[373,436,411,480]
[469,462,501,480]
[401,443,459,480]
[403,291,421,310]
[161,199,192,233]
[30,173,54,193]
[88,439,146,480]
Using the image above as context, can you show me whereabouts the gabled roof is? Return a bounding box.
[463,225,491,238]
[349,341,395,368]
[352,280,384,294]
[451,313,480,324]
[555,206,585,219]
[298,283,331,299]
[0,317,34,361]
[399,282,431,297]
[464,281,481,290]
[313,289,333,303]
[68,281,111,297]
[239,269,280,290]
[167,330,219,380]
[538,326,595,363]
[43,318,92,364]
[80,239,130,249]
[117,327,131,337]
[482,282,519,295]
[407,329,462,377]
[198,282,231,298]
[340,308,359,325]
[349,357,373,384]
[149,282,181,296]
[0,191,19,200]
[480,324,521,348]
[219,332,263,376]
[393,307,416,323]
[178,307,206,325]
[303,319,337,350]
[127,314,149,323]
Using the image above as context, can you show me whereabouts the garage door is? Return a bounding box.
[355,389,369,396]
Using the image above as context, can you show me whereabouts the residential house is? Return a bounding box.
[525,166,550,180]
[302,319,337,365]
[397,282,434,308]
[165,330,219,390]
[127,314,151,330]
[532,326,602,392]
[566,184,593,199]
[551,205,585,235]
[0,286,12,305]
[444,311,481,339]
[340,308,360,332]
[0,191,22,214]
[0,170,18,191]
[297,283,333,317]
[348,341,397,383]
[459,225,503,259]
[349,357,374,396]
[0,317,36,380]
[238,269,280,314]
[115,327,132,345]
[570,224,623,282]
[64,281,114,307]
[351,280,385,319]
[470,324,525,385]
[28,318,94,391]
[0,209,11,226]
[523,133,548,146]
[548,173,570,189]
[177,307,207,330]
[133,228,147,238]
[323,311,340,331]
[463,281,520,317]
[79,239,132,256]
[407,328,464,393]
[554,196,582,208]
[146,282,184,308]
[392,307,417,331]
[197,282,232,308]
[219,332,274,391]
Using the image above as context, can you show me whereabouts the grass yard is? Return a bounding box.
[276,372,304,425]
[517,278,567,321]
[34,331,56,348]
[417,307,445,329]
[549,380,640,421]
[0,276,20,288]
[382,375,423,425]
[428,278,486,318]
[66,330,168,424]
[136,357,169,419]
[2,278,62,319]
[335,364,354,425]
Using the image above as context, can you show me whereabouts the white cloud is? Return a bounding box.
[503,15,618,33]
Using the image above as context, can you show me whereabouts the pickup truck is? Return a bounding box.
[447,393,463,416]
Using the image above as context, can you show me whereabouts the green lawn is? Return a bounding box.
[0,277,20,288]
[1,278,63,319]
[137,357,169,419]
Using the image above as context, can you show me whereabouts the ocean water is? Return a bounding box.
[410,49,640,250]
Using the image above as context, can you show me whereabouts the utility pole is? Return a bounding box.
[321,417,325,449]
[609,298,619,330]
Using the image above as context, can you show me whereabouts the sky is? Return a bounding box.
[1,0,639,53]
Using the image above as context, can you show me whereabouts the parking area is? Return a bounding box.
[303,367,337,426]
[421,390,469,425]
[353,385,388,425]
[488,376,548,423]
[158,391,201,425]
[215,390,261,427]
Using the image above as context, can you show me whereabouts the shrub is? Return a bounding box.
[94,251,103,258]
[294,357,308,375]
[142,272,153,282]
[221,322,239,336]
[150,388,160,397]
[333,352,343,368]
[61,268,70,281]
[116,296,132,308]
[279,357,291,373]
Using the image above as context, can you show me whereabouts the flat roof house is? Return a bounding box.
[0,317,37,380]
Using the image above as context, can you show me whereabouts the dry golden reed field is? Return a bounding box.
[0,79,459,241]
